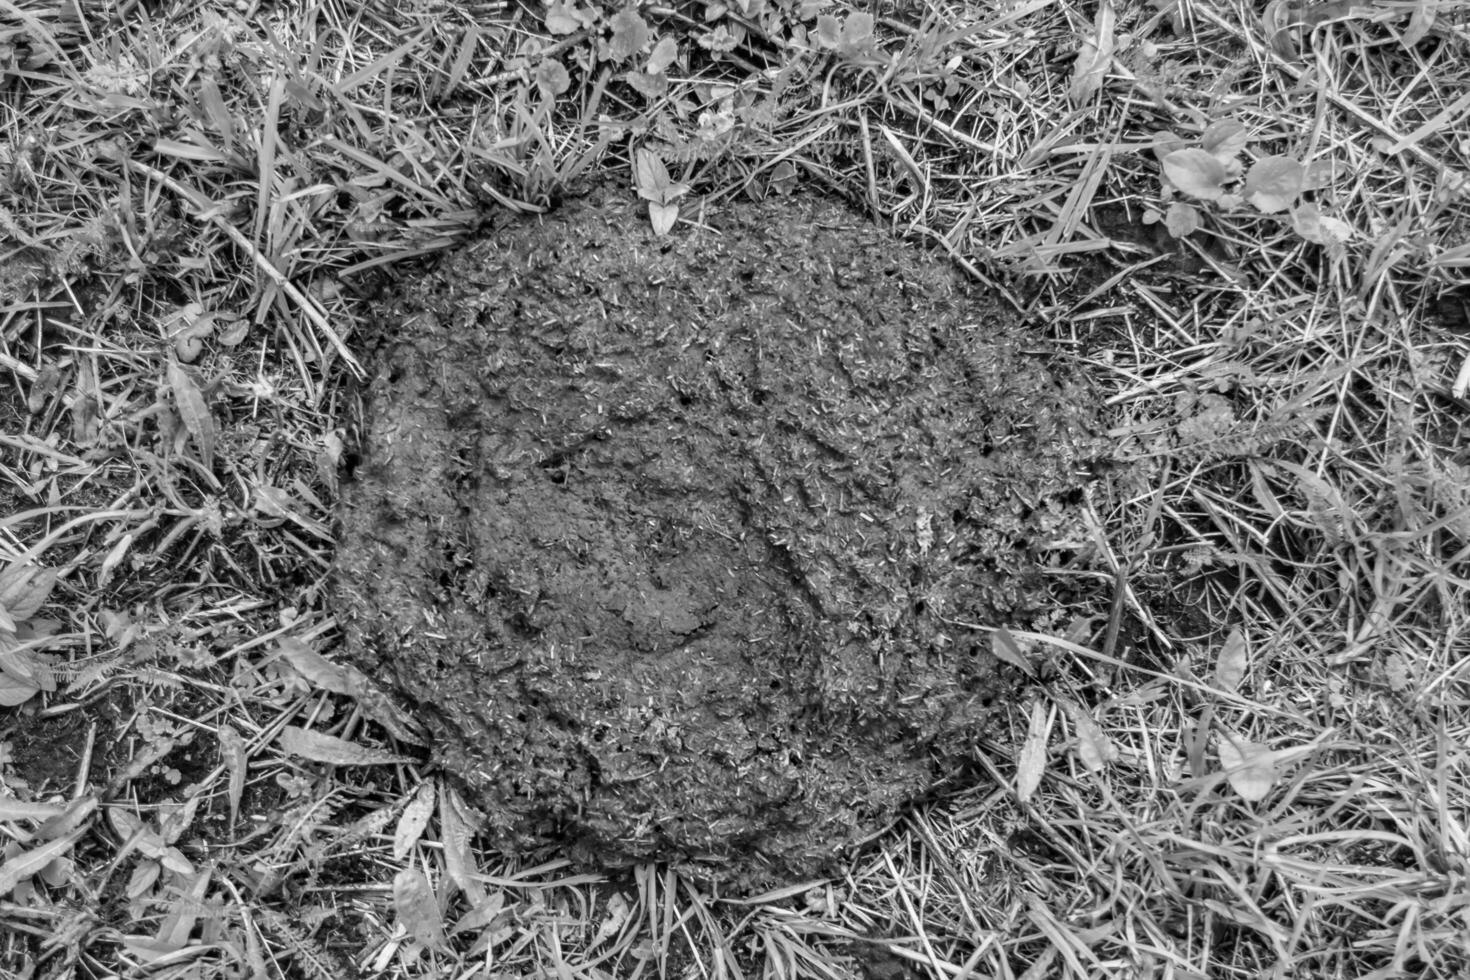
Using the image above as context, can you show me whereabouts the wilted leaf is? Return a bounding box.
[1214,627,1248,694]
[276,639,354,695]
[1218,732,1278,802]
[647,35,678,74]
[121,935,187,964]
[1291,203,1353,246]
[37,795,97,843]
[167,360,216,470]
[594,890,631,945]
[1068,0,1115,105]
[991,628,1036,677]
[768,159,798,196]
[1244,155,1304,213]
[0,565,58,623]
[1066,705,1118,773]
[1201,119,1250,161]
[217,316,249,346]
[394,782,436,861]
[1162,148,1229,201]
[1016,700,1050,804]
[219,724,247,827]
[394,868,446,948]
[277,726,410,766]
[439,783,485,902]
[609,8,651,63]
[1261,0,1301,59]
[0,827,85,897]
[0,797,66,823]
[1404,0,1437,46]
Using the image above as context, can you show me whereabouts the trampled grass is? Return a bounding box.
[1,0,1468,977]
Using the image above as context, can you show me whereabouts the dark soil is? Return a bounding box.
[331,187,1104,887]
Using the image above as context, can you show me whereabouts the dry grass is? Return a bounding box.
[2,0,1469,977]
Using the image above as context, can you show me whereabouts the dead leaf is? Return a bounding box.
[594,890,631,945]
[1062,702,1118,774]
[393,868,446,948]
[277,726,410,766]
[394,782,436,861]
[1218,731,1278,802]
[0,827,86,897]
[1068,0,1115,104]
[37,795,97,843]
[0,797,66,823]
[276,639,354,695]
[1016,700,1050,804]
[219,724,247,827]
[1214,627,1249,694]
[439,782,486,903]
[0,564,58,623]
[991,628,1036,677]
[167,359,216,470]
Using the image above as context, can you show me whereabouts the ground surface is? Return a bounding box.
[333,186,1102,886]
[1,0,1468,976]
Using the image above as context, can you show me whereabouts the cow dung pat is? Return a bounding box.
[332,188,1100,887]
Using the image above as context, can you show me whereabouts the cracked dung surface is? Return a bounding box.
[332,187,1102,887]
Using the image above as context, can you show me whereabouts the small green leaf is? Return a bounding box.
[609,7,651,63]
[1244,155,1304,213]
[1162,148,1228,201]
[646,36,678,74]
[0,672,40,707]
[1200,119,1249,161]
[1164,201,1200,238]
[536,58,570,97]
[543,1,586,34]
[634,147,671,198]
[649,201,679,236]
